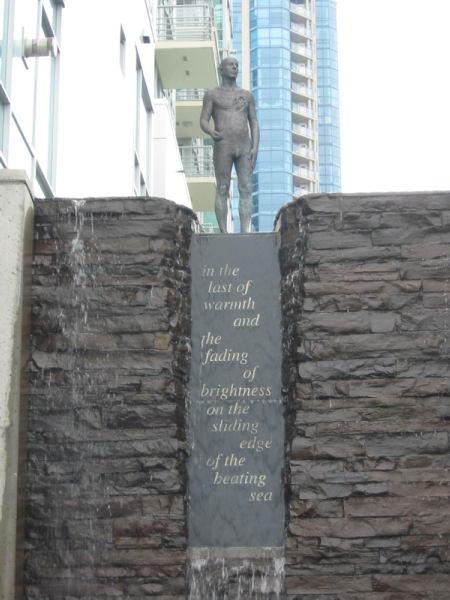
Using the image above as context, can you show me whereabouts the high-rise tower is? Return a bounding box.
[316,0,341,192]
[233,0,341,231]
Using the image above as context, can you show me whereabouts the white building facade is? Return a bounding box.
[0,0,232,210]
[57,0,191,205]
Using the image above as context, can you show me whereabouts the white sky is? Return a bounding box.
[336,0,450,193]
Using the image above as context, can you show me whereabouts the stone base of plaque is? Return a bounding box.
[188,233,285,596]
[188,547,285,599]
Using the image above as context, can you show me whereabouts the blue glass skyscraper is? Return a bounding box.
[249,0,293,231]
[232,0,341,231]
[316,0,341,192]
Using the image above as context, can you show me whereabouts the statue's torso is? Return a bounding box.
[211,87,251,145]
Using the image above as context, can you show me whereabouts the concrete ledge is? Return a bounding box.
[0,170,34,599]
[0,169,33,198]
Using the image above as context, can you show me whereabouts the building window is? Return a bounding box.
[2,0,62,195]
[0,0,6,79]
[134,53,153,196]
[8,115,32,172]
[0,0,11,160]
[35,1,61,186]
[11,0,37,142]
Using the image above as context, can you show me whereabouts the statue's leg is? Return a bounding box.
[213,144,233,233]
[235,149,252,233]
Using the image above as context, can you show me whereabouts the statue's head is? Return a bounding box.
[219,56,238,80]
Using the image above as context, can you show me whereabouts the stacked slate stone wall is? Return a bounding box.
[278,192,450,599]
[25,192,450,599]
[26,198,194,599]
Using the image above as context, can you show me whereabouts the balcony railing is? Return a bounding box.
[292,63,314,78]
[291,42,312,58]
[290,3,311,19]
[292,82,314,97]
[293,145,315,159]
[293,123,315,138]
[292,102,314,118]
[157,2,216,42]
[291,22,312,38]
[293,166,316,180]
[294,185,310,196]
[200,222,218,233]
[179,145,214,177]
[176,89,206,102]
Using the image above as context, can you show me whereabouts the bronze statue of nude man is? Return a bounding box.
[200,56,259,233]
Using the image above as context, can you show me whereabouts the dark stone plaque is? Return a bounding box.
[188,233,284,548]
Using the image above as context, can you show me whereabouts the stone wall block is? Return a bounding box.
[280,192,450,598]
[25,197,194,598]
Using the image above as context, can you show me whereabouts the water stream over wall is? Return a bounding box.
[189,556,285,599]
[33,199,106,579]
[27,198,194,597]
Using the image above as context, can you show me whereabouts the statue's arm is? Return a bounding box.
[200,91,223,141]
[248,93,260,167]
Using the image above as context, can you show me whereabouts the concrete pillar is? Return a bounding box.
[0,171,34,600]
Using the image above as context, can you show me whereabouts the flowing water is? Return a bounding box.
[189,556,285,599]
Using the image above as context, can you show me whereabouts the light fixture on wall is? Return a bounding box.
[23,37,58,58]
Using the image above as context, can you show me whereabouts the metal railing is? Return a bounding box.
[294,185,310,196]
[293,123,315,138]
[291,22,312,38]
[199,221,218,233]
[291,42,312,58]
[290,3,311,19]
[157,2,216,42]
[292,63,314,78]
[292,82,314,97]
[293,145,315,159]
[293,166,316,180]
[179,145,214,177]
[176,89,206,102]
[292,102,314,118]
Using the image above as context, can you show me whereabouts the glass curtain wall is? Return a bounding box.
[316,0,340,191]
[248,0,292,232]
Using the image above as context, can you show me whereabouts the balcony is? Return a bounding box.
[293,123,315,140]
[293,145,315,160]
[156,2,219,89]
[292,102,315,119]
[176,89,206,101]
[291,22,312,39]
[175,89,206,138]
[290,3,312,20]
[291,82,314,99]
[292,62,314,81]
[294,185,310,196]
[293,165,316,182]
[180,144,214,177]
[179,145,216,211]
[291,42,313,59]
[198,220,219,233]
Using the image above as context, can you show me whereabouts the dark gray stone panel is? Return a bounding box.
[188,233,284,548]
